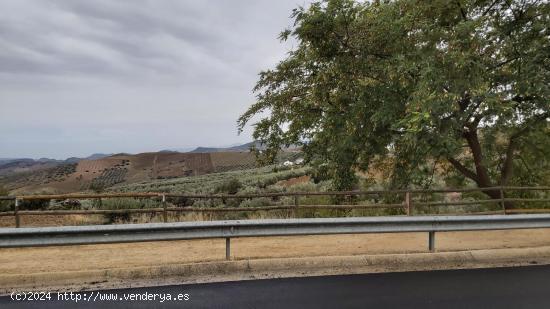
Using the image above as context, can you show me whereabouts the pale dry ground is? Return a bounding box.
[0,215,108,228]
[1,229,550,276]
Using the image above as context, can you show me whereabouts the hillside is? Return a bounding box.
[1,151,261,195]
[189,141,265,153]
[0,154,112,176]
[189,141,302,153]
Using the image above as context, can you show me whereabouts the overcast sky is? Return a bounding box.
[0,0,309,159]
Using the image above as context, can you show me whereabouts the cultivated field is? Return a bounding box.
[3,151,265,195]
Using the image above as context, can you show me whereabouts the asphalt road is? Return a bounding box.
[2,265,550,308]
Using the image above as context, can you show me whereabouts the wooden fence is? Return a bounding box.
[0,186,549,228]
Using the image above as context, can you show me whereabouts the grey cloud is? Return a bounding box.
[0,0,309,159]
[0,0,302,81]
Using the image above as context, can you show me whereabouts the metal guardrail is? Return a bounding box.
[2,214,550,260]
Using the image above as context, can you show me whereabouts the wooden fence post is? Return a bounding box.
[14,198,20,228]
[500,187,506,215]
[405,192,412,216]
[293,195,299,218]
[162,194,167,223]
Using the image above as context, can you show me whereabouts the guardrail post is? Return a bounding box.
[14,198,20,228]
[500,188,506,215]
[405,192,412,216]
[428,231,435,252]
[162,194,167,223]
[225,237,231,260]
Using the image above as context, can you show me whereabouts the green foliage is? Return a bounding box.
[18,199,50,210]
[215,178,243,194]
[115,166,311,194]
[89,181,106,193]
[0,186,12,212]
[239,0,550,194]
[240,197,272,208]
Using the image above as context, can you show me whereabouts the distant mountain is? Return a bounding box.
[189,141,265,153]
[0,158,61,177]
[0,153,114,177]
[0,158,33,164]
[84,153,112,160]
[160,147,195,153]
[64,157,82,163]
[66,153,113,162]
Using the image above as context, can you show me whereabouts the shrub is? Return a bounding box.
[18,199,50,210]
[240,197,272,208]
[215,178,242,195]
[0,186,12,212]
[311,165,330,184]
[167,196,194,207]
[89,181,106,193]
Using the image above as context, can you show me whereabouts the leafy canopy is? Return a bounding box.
[239,0,550,193]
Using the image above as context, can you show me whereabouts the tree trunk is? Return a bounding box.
[448,128,515,209]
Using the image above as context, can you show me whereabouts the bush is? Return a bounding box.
[215,178,242,195]
[311,165,330,184]
[240,197,272,208]
[167,196,194,207]
[89,181,106,193]
[0,186,12,212]
[18,199,50,210]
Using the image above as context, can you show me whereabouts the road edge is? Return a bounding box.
[2,246,550,293]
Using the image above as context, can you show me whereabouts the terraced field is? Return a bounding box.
[2,152,270,194]
[113,166,311,194]
[210,152,257,172]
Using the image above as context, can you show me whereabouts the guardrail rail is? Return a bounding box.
[2,214,550,260]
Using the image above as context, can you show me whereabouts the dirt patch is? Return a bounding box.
[276,175,311,187]
[1,229,550,276]
[0,215,106,228]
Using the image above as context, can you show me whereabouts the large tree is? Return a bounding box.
[239,0,550,196]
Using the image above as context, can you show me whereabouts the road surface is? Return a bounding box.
[2,265,549,308]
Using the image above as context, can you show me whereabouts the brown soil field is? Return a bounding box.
[210,152,257,172]
[9,152,256,194]
[1,229,550,276]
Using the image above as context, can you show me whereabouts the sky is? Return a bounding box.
[0,0,309,159]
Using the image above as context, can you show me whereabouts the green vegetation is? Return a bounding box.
[238,0,550,197]
[0,185,11,212]
[215,178,243,194]
[18,199,50,211]
[114,165,312,194]
[89,167,127,189]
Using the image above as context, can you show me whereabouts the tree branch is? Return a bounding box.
[456,1,468,20]
[482,0,500,16]
[447,157,480,184]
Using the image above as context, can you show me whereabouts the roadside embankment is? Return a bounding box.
[1,229,550,293]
